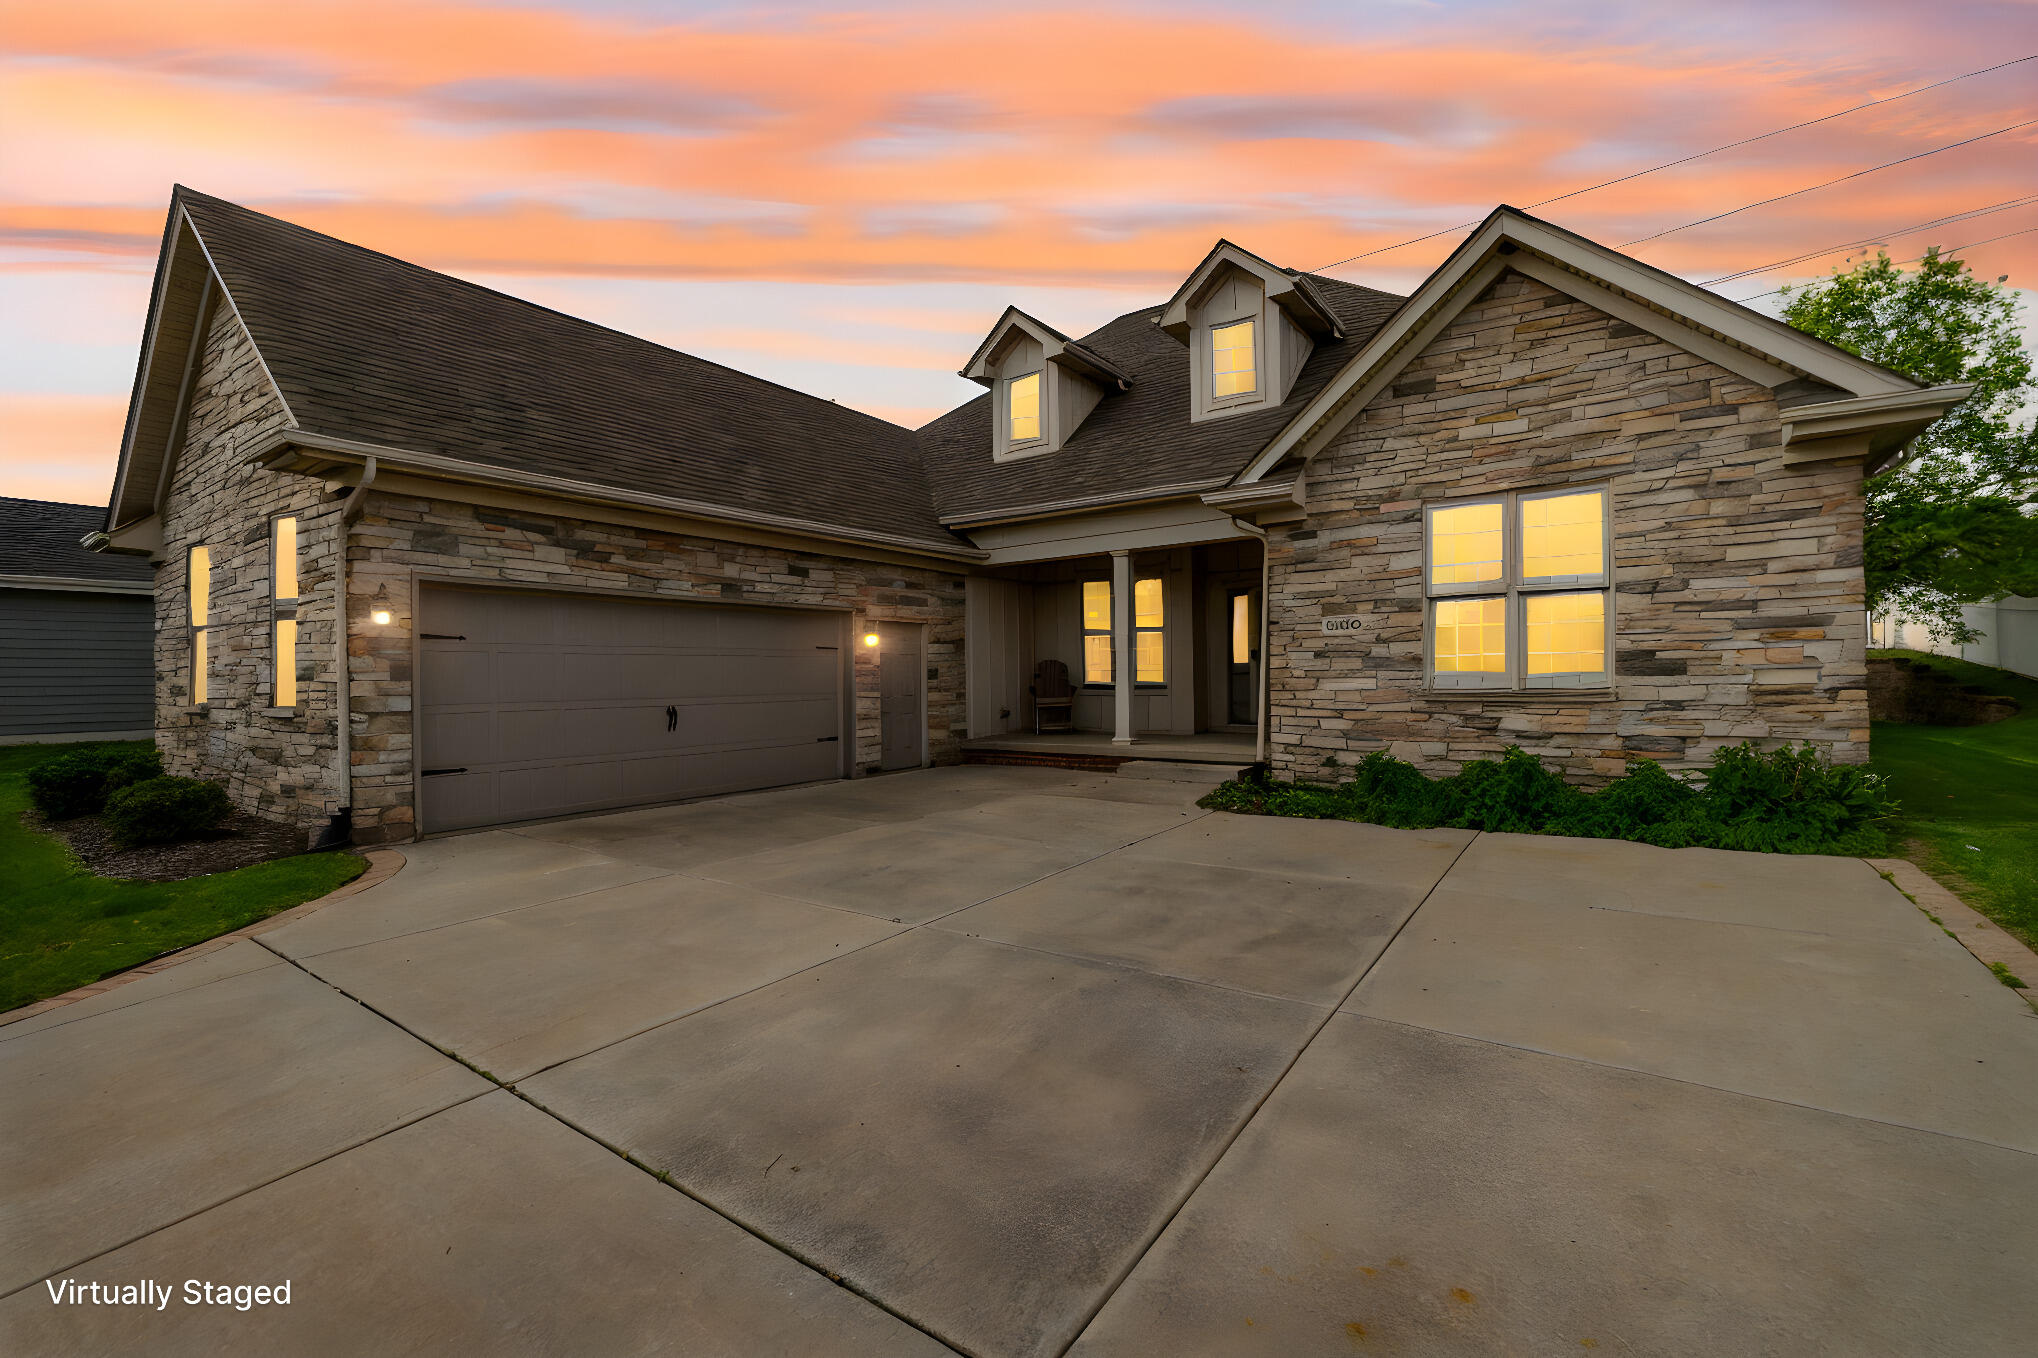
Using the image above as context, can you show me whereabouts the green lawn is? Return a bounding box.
[1870,650,2038,951]
[0,741,366,1013]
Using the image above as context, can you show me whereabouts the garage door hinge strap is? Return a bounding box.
[816,736,839,742]
[421,767,468,776]
[420,633,467,640]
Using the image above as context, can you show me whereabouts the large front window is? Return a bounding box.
[1080,576,1165,685]
[1008,371,1041,443]
[1211,318,1256,398]
[1425,487,1610,690]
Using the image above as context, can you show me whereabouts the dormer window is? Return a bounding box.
[1212,319,1256,399]
[1155,241,1343,424]
[962,306,1131,462]
[1008,371,1042,443]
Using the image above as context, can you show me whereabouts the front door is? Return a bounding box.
[1227,588,1258,726]
[879,622,925,770]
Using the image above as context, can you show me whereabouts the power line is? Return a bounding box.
[1618,118,2038,247]
[1733,225,2038,304]
[1310,52,2038,274]
[1699,195,2038,286]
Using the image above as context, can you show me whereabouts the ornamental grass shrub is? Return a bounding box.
[1200,742,1896,856]
[26,745,164,820]
[101,776,233,848]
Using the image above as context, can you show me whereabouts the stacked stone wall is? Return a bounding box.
[1267,272,1869,784]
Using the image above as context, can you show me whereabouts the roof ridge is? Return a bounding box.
[172,186,919,438]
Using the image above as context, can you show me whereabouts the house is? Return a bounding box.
[91,187,1969,845]
[0,497,155,745]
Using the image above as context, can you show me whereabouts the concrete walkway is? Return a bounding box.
[2,766,2033,1355]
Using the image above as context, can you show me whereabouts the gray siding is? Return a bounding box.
[0,588,155,738]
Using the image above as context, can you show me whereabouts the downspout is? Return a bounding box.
[328,456,376,845]
[1226,515,1271,766]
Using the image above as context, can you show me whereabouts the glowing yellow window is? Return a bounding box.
[1521,491,1605,581]
[1230,594,1250,665]
[1432,597,1506,673]
[272,515,300,706]
[1526,592,1606,677]
[1009,371,1041,443]
[188,545,210,705]
[1134,577,1164,683]
[273,620,298,706]
[273,515,298,599]
[1428,502,1503,587]
[1212,319,1256,397]
[1082,580,1112,684]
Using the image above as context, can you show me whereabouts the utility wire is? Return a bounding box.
[1699,195,2038,285]
[1618,118,2038,247]
[1310,53,2038,273]
[1733,224,2038,304]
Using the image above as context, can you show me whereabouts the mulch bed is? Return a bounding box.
[25,808,310,882]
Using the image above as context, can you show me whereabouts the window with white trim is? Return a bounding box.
[1424,487,1611,690]
[1211,318,1256,399]
[1080,577,1166,685]
[1008,371,1042,444]
[187,544,211,705]
[271,514,300,707]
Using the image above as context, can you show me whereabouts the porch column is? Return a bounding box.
[1111,548,1135,745]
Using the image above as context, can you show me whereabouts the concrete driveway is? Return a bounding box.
[3,764,2034,1356]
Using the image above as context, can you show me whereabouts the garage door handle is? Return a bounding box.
[422,767,467,776]
[666,705,678,731]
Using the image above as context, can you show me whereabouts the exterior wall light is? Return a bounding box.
[371,608,394,627]
[368,583,395,627]
[863,631,881,648]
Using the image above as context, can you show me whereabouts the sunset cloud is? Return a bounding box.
[1,0,2033,505]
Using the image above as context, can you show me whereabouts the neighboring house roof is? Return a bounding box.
[165,188,962,551]
[0,498,155,587]
[918,274,1406,525]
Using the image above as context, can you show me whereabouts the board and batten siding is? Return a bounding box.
[0,588,156,741]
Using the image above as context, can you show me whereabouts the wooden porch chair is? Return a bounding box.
[1030,659,1076,733]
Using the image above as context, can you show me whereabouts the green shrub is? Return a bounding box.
[102,776,232,848]
[1201,742,1897,856]
[26,746,163,820]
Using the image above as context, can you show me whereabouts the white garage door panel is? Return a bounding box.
[418,585,845,833]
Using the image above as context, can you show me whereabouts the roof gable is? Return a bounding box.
[1232,206,1957,485]
[960,306,1132,390]
[109,188,972,557]
[1155,239,1343,344]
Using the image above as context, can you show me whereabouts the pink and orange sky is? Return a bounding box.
[2,0,2034,507]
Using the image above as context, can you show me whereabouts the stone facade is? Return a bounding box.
[1266,272,1869,784]
[341,494,968,844]
[153,311,968,846]
[156,302,345,835]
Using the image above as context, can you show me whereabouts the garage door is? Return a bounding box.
[416,584,845,833]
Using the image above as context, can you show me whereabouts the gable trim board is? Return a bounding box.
[1230,206,1950,488]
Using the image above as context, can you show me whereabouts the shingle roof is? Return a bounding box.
[917,275,1406,524]
[0,498,155,584]
[175,188,960,549]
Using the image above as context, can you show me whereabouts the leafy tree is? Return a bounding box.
[1780,248,2038,641]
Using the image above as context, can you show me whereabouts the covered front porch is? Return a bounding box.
[962,502,1267,756]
